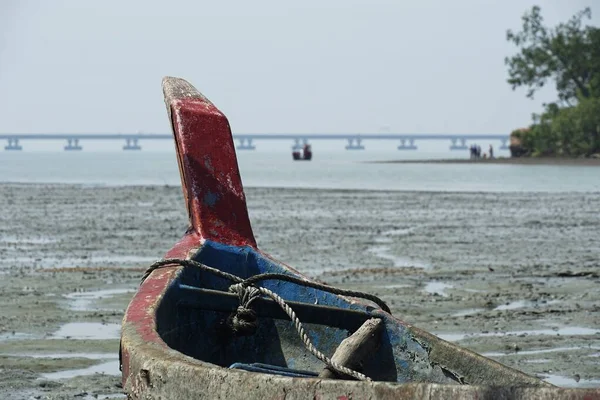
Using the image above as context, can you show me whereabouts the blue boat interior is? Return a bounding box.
[156,240,456,383]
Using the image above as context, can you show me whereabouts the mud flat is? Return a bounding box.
[0,184,599,398]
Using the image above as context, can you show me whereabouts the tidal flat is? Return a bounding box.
[1,184,599,399]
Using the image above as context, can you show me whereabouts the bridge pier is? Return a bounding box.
[345,138,365,150]
[397,138,417,150]
[64,138,82,151]
[5,138,22,151]
[123,138,142,150]
[449,137,468,150]
[237,138,256,150]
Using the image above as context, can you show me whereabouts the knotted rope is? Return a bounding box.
[142,258,391,381]
[227,284,260,336]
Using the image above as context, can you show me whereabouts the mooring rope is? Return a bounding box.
[142,258,390,381]
[142,258,390,313]
[230,283,372,381]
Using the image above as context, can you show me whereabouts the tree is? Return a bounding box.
[506,6,600,158]
[505,6,600,106]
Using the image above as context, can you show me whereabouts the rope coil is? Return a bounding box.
[142,258,390,381]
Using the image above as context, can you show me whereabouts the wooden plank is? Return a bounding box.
[319,318,383,379]
[176,284,372,331]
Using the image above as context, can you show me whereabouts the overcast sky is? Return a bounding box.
[0,0,598,135]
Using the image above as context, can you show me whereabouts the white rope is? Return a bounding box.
[229,283,372,382]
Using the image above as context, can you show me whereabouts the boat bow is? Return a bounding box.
[163,76,256,248]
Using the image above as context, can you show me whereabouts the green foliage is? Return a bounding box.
[510,98,600,157]
[506,6,600,157]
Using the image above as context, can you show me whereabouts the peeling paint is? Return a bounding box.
[203,192,219,207]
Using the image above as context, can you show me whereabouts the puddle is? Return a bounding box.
[5,353,117,360]
[437,327,600,342]
[494,299,561,311]
[383,228,413,236]
[86,255,157,264]
[0,332,35,341]
[0,236,56,244]
[542,374,600,388]
[2,255,156,269]
[1,257,90,269]
[495,300,529,311]
[424,282,453,297]
[373,237,393,244]
[452,308,485,317]
[463,288,487,293]
[483,346,600,357]
[368,245,430,268]
[524,358,551,364]
[367,228,426,268]
[40,360,120,380]
[51,323,121,340]
[381,283,412,289]
[64,288,135,311]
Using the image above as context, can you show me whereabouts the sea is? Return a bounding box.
[1,140,599,192]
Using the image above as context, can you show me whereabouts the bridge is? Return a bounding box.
[0,133,510,151]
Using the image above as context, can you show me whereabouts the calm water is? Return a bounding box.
[1,147,599,193]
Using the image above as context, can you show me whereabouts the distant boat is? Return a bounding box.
[119,77,598,399]
[293,144,312,161]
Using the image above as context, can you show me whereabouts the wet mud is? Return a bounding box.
[1,184,599,398]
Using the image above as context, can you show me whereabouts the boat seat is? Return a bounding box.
[177,284,374,331]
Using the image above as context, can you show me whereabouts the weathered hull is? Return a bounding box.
[121,335,596,400]
[120,248,599,399]
[120,77,600,399]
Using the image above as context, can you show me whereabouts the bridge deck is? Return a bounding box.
[0,133,508,140]
[1,133,510,151]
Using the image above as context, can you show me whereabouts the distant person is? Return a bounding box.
[476,145,482,159]
[489,144,494,159]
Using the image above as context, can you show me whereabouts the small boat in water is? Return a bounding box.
[120,77,599,399]
[292,144,312,161]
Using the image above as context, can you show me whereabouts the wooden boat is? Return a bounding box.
[120,77,599,399]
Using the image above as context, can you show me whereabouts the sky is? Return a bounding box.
[0,0,598,135]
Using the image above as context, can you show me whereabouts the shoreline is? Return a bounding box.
[367,157,600,166]
[1,182,598,195]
